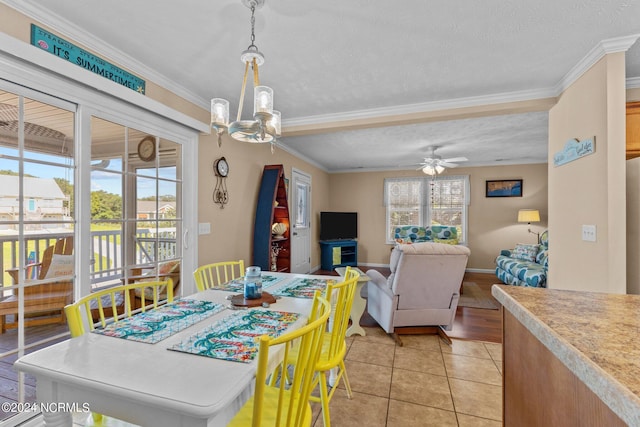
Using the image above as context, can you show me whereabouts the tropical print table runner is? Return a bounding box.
[217,274,285,292]
[169,309,301,363]
[93,299,224,344]
[272,277,333,299]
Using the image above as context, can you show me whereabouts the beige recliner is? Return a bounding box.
[366,242,470,344]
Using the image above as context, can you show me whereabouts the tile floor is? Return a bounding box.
[73,325,502,427]
[309,326,503,427]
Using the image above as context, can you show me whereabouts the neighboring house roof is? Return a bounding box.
[0,175,66,199]
[137,200,176,213]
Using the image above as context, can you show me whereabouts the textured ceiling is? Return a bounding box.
[6,0,640,172]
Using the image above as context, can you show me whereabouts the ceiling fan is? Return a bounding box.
[416,146,468,175]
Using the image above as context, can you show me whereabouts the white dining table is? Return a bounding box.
[14,272,336,427]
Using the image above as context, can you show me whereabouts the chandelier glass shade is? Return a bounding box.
[210,0,281,148]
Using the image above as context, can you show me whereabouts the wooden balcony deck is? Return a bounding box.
[0,316,68,422]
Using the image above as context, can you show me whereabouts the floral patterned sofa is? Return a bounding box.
[393,225,459,244]
[495,230,549,287]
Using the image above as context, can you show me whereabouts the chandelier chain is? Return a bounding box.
[249,4,256,49]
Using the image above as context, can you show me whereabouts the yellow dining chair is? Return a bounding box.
[228,291,331,427]
[65,279,174,337]
[275,267,360,427]
[63,279,173,425]
[193,260,245,291]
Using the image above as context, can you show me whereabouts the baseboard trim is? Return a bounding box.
[466,268,495,274]
[357,262,390,268]
[311,264,495,274]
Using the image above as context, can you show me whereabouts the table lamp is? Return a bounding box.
[518,209,541,242]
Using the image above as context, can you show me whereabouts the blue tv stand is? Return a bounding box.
[319,240,358,271]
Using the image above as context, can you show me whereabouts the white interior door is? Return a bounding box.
[290,168,311,273]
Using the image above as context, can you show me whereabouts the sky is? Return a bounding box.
[0,148,177,198]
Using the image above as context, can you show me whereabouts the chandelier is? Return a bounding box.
[210,0,281,150]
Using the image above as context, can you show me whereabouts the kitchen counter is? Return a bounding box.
[492,284,640,426]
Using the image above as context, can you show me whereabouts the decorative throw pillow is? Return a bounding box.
[158,260,180,274]
[434,238,459,245]
[133,261,179,299]
[512,244,539,262]
[44,254,74,279]
[134,285,169,300]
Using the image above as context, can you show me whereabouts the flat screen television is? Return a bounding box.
[320,211,358,241]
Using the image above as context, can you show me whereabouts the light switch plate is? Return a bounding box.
[198,223,211,235]
[582,225,596,242]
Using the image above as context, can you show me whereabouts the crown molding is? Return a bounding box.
[628,77,640,89]
[273,140,329,172]
[326,159,547,174]
[282,88,556,128]
[2,0,210,111]
[554,34,640,94]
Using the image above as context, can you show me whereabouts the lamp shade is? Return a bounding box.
[422,165,435,175]
[518,209,540,223]
[210,98,229,126]
[270,110,281,136]
[254,86,273,114]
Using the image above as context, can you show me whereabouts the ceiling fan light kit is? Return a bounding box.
[210,0,281,150]
[418,146,468,175]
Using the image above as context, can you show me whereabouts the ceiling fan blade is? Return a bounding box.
[439,161,459,168]
[443,157,468,163]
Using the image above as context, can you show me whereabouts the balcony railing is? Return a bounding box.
[1,229,177,288]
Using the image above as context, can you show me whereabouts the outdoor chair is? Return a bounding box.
[0,236,74,333]
[126,260,181,309]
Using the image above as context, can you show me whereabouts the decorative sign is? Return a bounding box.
[553,137,595,167]
[30,24,146,94]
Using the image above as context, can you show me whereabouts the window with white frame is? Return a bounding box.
[384,175,470,243]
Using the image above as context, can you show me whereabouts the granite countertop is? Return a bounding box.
[492,284,640,426]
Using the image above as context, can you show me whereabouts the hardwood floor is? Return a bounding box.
[315,267,503,344]
[450,271,502,343]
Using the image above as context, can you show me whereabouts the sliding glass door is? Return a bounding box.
[0,84,190,425]
[90,117,182,290]
[0,87,76,425]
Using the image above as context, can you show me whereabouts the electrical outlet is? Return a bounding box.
[198,223,211,235]
[582,225,596,242]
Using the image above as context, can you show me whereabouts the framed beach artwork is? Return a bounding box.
[486,179,523,198]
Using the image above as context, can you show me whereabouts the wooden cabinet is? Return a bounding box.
[252,165,290,272]
[503,310,625,426]
[627,101,640,160]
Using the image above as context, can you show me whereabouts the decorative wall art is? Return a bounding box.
[486,179,523,198]
[553,137,595,167]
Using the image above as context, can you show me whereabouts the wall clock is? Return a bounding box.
[137,136,156,162]
[214,157,229,177]
[213,157,229,208]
